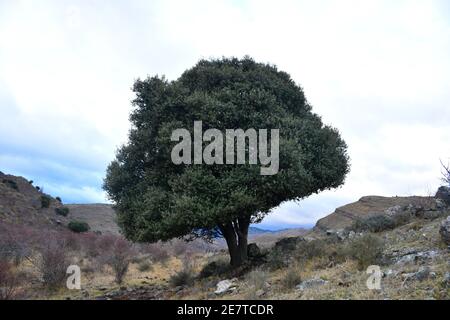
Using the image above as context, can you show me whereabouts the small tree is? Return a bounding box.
[102,238,134,284]
[347,234,384,270]
[104,57,349,267]
[34,236,69,288]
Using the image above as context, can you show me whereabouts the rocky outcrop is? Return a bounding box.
[402,266,436,286]
[439,216,450,245]
[273,236,305,252]
[247,243,262,258]
[435,186,450,206]
[314,196,439,232]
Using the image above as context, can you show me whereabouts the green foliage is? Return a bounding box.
[55,197,62,203]
[68,221,90,233]
[346,234,385,270]
[55,207,69,217]
[2,179,18,191]
[103,57,349,261]
[40,195,51,209]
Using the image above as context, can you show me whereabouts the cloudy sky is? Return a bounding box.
[1,0,449,230]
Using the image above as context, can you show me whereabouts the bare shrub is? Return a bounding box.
[281,266,302,289]
[245,269,267,290]
[34,236,70,289]
[137,259,153,272]
[245,269,268,299]
[96,233,116,253]
[101,237,134,284]
[141,243,170,265]
[61,231,82,252]
[0,223,34,265]
[0,260,19,300]
[171,240,190,257]
[169,256,196,287]
[79,232,100,257]
[199,257,230,278]
[346,234,385,270]
[296,239,328,260]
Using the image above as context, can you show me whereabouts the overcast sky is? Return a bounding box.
[1,0,449,230]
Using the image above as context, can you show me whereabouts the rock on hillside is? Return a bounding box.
[314,195,437,232]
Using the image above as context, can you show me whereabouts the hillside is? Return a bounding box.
[0,172,120,235]
[314,195,437,232]
[65,203,119,235]
[0,172,307,241]
[1,170,449,300]
[0,171,68,229]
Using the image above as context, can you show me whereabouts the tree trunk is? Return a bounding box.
[219,217,250,268]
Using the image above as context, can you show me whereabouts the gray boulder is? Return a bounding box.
[443,272,450,287]
[385,205,403,216]
[274,236,305,252]
[247,243,262,258]
[296,278,328,291]
[394,249,439,265]
[439,216,450,245]
[435,186,450,206]
[402,266,435,283]
[214,279,237,295]
[435,198,446,210]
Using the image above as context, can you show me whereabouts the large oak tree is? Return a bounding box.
[104,57,349,267]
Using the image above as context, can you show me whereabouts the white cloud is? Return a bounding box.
[0,0,449,227]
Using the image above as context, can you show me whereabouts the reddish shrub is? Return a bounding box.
[0,260,19,300]
[0,223,34,265]
[96,233,117,252]
[61,231,82,252]
[141,243,170,264]
[79,232,100,257]
[101,238,134,284]
[34,236,70,288]
[171,240,189,257]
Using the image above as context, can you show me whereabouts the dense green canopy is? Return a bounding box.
[104,57,349,266]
